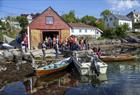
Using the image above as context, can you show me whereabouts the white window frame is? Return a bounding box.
[46,16,54,24]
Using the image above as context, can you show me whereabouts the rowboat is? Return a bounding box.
[100,54,137,62]
[36,57,71,76]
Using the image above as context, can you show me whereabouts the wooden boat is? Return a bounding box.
[36,57,71,76]
[100,54,137,62]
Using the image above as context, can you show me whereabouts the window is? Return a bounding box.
[85,29,87,33]
[107,23,109,27]
[46,16,53,24]
[113,22,115,26]
[79,29,82,32]
[96,30,99,34]
[137,19,139,23]
[110,17,112,21]
[135,14,138,17]
[105,18,108,22]
[72,30,74,33]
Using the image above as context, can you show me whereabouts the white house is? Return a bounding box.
[69,23,103,39]
[104,13,132,30]
[127,11,140,32]
[27,15,33,24]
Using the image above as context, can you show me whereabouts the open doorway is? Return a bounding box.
[42,31,59,41]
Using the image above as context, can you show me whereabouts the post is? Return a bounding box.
[27,26,31,49]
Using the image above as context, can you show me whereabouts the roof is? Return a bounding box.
[68,23,94,28]
[28,7,71,28]
[112,14,131,21]
[127,11,140,16]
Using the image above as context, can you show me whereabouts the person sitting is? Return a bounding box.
[96,48,102,58]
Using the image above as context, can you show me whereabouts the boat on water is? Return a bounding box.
[72,51,108,76]
[36,57,71,76]
[100,54,137,62]
[93,56,108,74]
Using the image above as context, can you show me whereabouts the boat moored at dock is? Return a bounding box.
[36,57,71,76]
[72,51,108,76]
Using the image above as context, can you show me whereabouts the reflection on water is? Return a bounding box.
[0,81,30,95]
[1,58,140,95]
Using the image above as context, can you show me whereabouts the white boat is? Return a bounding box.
[92,56,108,74]
[72,51,108,75]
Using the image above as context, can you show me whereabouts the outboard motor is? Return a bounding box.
[91,56,100,76]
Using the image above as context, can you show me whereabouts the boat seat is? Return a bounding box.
[43,68,46,70]
[54,64,57,68]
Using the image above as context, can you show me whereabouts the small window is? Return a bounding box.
[46,16,53,24]
[110,17,112,21]
[85,29,87,33]
[79,29,82,32]
[107,23,109,27]
[137,19,139,23]
[113,22,115,26]
[105,18,108,21]
[135,14,138,17]
[72,30,74,33]
[96,30,99,34]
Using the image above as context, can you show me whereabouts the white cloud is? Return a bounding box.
[108,0,140,11]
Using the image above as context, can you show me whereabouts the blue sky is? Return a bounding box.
[0,0,140,18]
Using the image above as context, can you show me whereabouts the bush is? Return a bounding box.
[102,24,129,39]
[102,28,116,39]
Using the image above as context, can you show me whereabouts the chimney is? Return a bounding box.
[133,10,136,12]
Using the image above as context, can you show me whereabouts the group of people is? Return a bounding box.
[44,36,60,49]
[61,35,89,51]
[41,35,59,59]
[41,35,90,59]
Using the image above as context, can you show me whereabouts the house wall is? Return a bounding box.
[104,15,117,28]
[28,7,71,49]
[127,12,140,32]
[70,28,101,39]
[118,20,132,29]
[133,13,140,23]
[105,14,132,29]
[30,29,42,49]
[70,28,94,35]
[61,29,70,39]
[29,8,70,30]
[94,29,102,39]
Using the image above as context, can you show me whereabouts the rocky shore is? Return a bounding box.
[0,41,140,90]
[0,49,65,89]
[0,62,34,88]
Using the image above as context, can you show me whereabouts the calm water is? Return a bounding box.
[65,60,140,95]
[1,57,140,95]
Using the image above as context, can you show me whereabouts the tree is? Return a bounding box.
[100,9,111,19]
[102,24,129,39]
[0,20,5,30]
[95,19,105,31]
[102,28,116,39]
[62,10,78,23]
[81,15,96,26]
[115,24,128,38]
[16,16,28,29]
